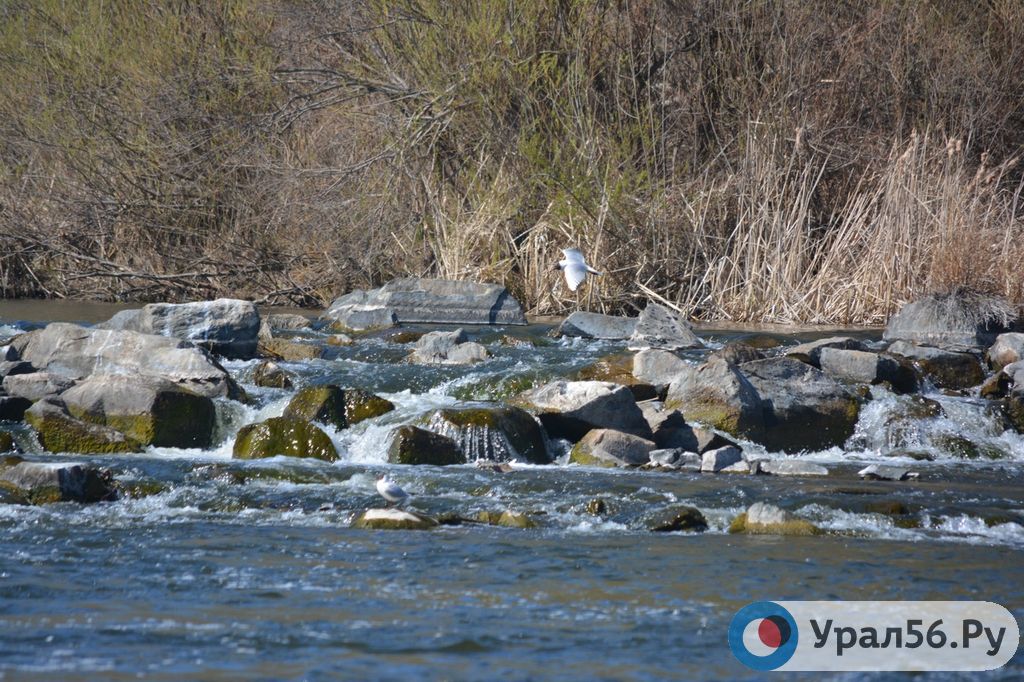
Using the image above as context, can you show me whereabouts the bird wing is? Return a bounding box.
[561,248,586,264]
[562,263,588,291]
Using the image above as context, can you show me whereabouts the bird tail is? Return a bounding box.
[586,267,602,276]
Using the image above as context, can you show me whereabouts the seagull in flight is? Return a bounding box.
[555,248,602,292]
[376,475,410,507]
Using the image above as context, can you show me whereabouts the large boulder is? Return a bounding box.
[10,323,238,399]
[632,349,691,391]
[25,399,142,454]
[59,374,215,449]
[817,348,918,393]
[886,341,984,390]
[409,329,489,365]
[628,303,704,351]
[664,357,765,439]
[323,278,527,330]
[0,458,117,504]
[232,416,338,461]
[741,357,861,453]
[99,299,260,359]
[426,407,550,463]
[557,312,637,339]
[387,425,464,465]
[514,380,652,441]
[569,428,655,467]
[882,291,1021,349]
[987,333,1024,371]
[284,385,394,430]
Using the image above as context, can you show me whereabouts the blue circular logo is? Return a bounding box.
[729,601,799,671]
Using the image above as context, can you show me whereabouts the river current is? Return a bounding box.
[0,302,1021,680]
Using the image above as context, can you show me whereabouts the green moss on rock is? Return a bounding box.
[258,337,324,361]
[0,480,29,505]
[285,385,394,430]
[26,401,142,454]
[232,416,338,462]
[351,508,438,530]
[388,425,464,465]
[728,512,821,536]
[345,388,395,425]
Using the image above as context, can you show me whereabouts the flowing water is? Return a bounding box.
[0,302,1021,680]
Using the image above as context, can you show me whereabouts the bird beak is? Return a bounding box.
[552,263,561,271]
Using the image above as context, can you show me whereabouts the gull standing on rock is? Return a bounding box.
[555,248,602,292]
[376,475,410,507]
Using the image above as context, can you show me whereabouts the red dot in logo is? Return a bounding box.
[758,618,783,648]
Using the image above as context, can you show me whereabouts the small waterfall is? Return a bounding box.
[426,412,520,462]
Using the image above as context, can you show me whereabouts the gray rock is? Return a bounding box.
[0,360,34,380]
[98,299,260,359]
[0,459,117,503]
[664,357,765,439]
[632,349,691,389]
[11,323,238,399]
[515,380,652,441]
[323,278,527,329]
[648,506,708,532]
[710,343,766,366]
[569,428,655,467]
[643,408,699,450]
[323,292,398,332]
[757,459,829,476]
[730,502,821,536]
[2,371,75,402]
[251,360,292,389]
[628,303,704,351]
[265,313,312,331]
[883,291,1021,349]
[692,427,739,454]
[858,464,919,481]
[817,347,918,393]
[701,445,744,473]
[886,341,984,390]
[1,345,17,361]
[742,357,861,453]
[409,329,489,365]
[648,448,701,468]
[557,312,637,339]
[785,336,867,366]
[987,333,1024,371]
[720,460,753,474]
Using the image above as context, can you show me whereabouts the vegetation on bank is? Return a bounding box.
[1,0,1022,323]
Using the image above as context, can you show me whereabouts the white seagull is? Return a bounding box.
[376,475,410,507]
[555,248,601,292]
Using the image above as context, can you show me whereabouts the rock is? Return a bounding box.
[692,427,738,454]
[632,349,691,390]
[0,459,117,503]
[232,417,338,461]
[586,498,607,515]
[979,371,1011,399]
[98,299,260,359]
[11,323,238,399]
[664,357,765,439]
[742,357,861,453]
[251,361,292,389]
[2,371,75,402]
[817,348,918,393]
[0,360,34,380]
[700,445,744,473]
[858,464,919,481]
[648,506,708,532]
[426,407,550,464]
[643,408,699,450]
[388,330,426,344]
[729,502,820,536]
[987,333,1024,370]
[785,336,866,366]
[409,329,488,365]
[325,333,354,346]
[265,313,312,332]
[721,460,753,474]
[515,380,652,441]
[757,460,829,476]
[475,461,514,473]
[351,508,438,530]
[258,337,324,362]
[284,385,394,430]
[0,480,29,505]
[323,278,527,329]
[557,312,637,339]
[648,448,702,469]
[60,374,216,448]
[496,511,537,529]
[0,395,32,422]
[25,399,142,454]
[569,428,655,467]
[387,425,464,465]
[0,432,14,452]
[575,354,657,401]
[627,303,704,351]
[710,343,766,366]
[883,291,1020,349]
[886,341,984,390]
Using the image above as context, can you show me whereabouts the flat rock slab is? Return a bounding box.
[0,459,116,503]
[557,312,637,339]
[757,459,830,476]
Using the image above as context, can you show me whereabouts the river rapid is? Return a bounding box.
[0,302,1021,681]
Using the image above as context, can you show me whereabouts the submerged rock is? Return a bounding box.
[575,354,656,401]
[0,432,14,452]
[251,361,293,389]
[757,460,829,477]
[628,303,704,351]
[0,458,117,504]
[25,399,142,454]
[886,341,984,390]
[729,502,820,536]
[515,380,652,441]
[351,508,438,530]
[409,329,489,365]
[99,299,260,359]
[284,385,394,430]
[557,311,637,339]
[323,278,527,329]
[883,291,1020,349]
[387,425,464,465]
[709,342,766,366]
[258,337,324,362]
[426,407,550,464]
[648,506,708,533]
[232,416,338,462]
[569,428,655,467]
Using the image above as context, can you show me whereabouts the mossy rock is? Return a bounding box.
[1004,393,1024,433]
[25,400,142,454]
[568,443,617,468]
[251,360,293,389]
[573,353,635,383]
[258,337,324,362]
[904,395,944,419]
[474,510,505,525]
[497,510,537,528]
[118,479,168,499]
[0,432,14,453]
[728,512,821,536]
[351,508,438,530]
[586,498,608,515]
[388,330,425,344]
[427,406,550,464]
[96,393,214,449]
[284,385,394,430]
[649,506,709,533]
[934,434,1006,460]
[232,416,338,462]
[738,334,786,349]
[0,480,29,505]
[388,425,464,465]
[451,372,550,402]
